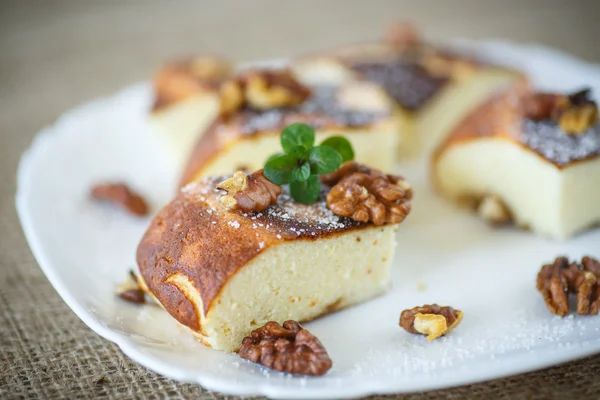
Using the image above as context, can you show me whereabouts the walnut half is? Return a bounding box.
[217,169,281,212]
[239,320,333,376]
[219,69,311,117]
[400,304,464,341]
[536,256,600,316]
[323,161,412,226]
[90,183,149,216]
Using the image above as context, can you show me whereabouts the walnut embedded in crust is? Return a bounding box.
[90,183,149,216]
[524,89,598,135]
[323,161,412,226]
[536,256,600,317]
[400,304,463,341]
[238,320,333,376]
[217,169,281,212]
[219,69,311,117]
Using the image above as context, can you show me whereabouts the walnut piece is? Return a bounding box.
[536,256,600,316]
[217,169,281,212]
[524,93,569,121]
[400,304,463,341]
[116,270,146,304]
[476,195,512,224]
[524,89,598,135]
[559,102,598,135]
[90,183,149,216]
[238,320,332,376]
[219,69,311,117]
[323,161,412,226]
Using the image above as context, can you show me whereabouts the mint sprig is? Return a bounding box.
[263,123,354,204]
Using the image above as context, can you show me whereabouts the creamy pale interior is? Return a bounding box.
[293,57,520,158]
[404,69,520,157]
[436,138,600,239]
[165,225,397,352]
[150,93,220,172]
[192,122,399,180]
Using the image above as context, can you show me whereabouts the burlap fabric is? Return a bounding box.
[2,1,600,399]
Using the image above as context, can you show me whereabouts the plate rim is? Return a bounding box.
[15,40,600,398]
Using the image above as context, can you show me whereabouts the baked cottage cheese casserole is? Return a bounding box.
[433,81,600,239]
[136,124,412,351]
[292,23,523,157]
[179,68,399,186]
[150,56,232,170]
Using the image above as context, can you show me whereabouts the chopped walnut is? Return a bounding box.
[238,320,332,376]
[91,183,149,216]
[400,304,463,341]
[219,80,245,117]
[217,169,281,212]
[559,103,598,135]
[219,69,311,117]
[383,21,420,49]
[116,270,146,304]
[477,195,512,224]
[524,89,598,135]
[524,93,569,121]
[537,256,600,316]
[323,161,412,226]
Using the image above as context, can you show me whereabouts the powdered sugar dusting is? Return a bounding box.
[255,184,363,239]
[521,120,600,165]
[351,61,448,111]
[240,86,386,135]
[187,176,365,239]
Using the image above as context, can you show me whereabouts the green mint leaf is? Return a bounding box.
[281,123,315,153]
[291,162,311,182]
[308,145,343,174]
[286,145,308,163]
[320,136,355,162]
[266,152,285,163]
[290,175,320,204]
[263,154,296,184]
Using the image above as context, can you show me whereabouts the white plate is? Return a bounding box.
[16,40,600,399]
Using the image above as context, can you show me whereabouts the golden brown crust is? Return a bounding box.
[136,177,374,330]
[178,93,390,187]
[433,79,600,171]
[151,56,231,112]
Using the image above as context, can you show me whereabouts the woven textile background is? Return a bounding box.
[2,1,600,398]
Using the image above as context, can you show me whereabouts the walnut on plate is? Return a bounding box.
[238,320,332,376]
[219,69,311,117]
[400,304,464,341]
[116,270,146,304]
[217,169,281,212]
[476,194,512,225]
[322,161,412,226]
[90,183,149,216]
[536,256,600,316]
